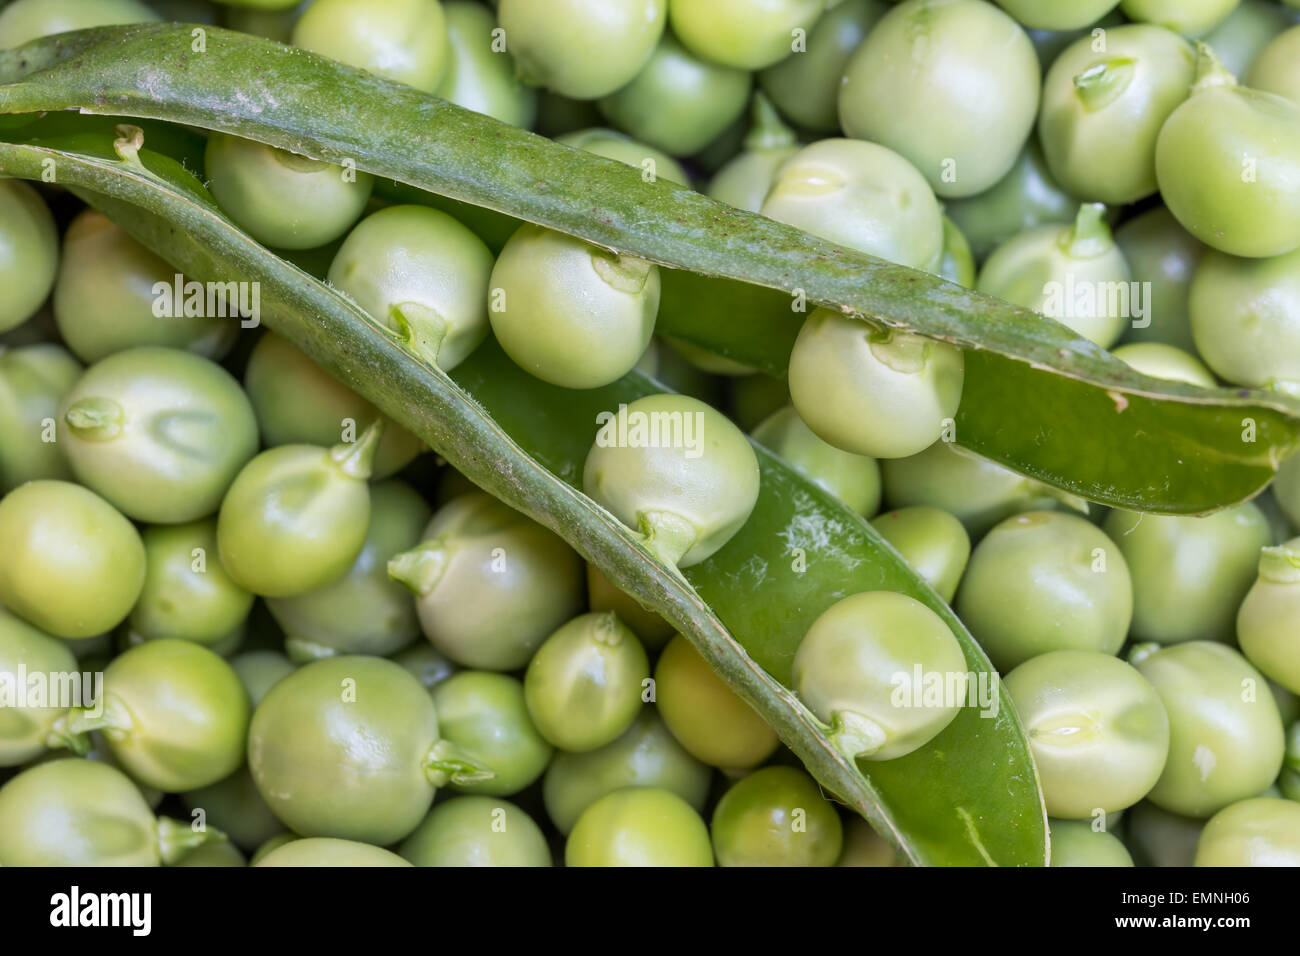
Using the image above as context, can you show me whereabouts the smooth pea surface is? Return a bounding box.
[291,0,448,91]
[229,650,297,708]
[1114,207,1204,351]
[0,607,80,766]
[0,0,157,48]
[1249,24,1300,104]
[1121,0,1243,37]
[1111,343,1216,387]
[994,0,1121,30]
[1194,797,1300,865]
[1236,542,1300,694]
[436,1,536,127]
[869,506,971,604]
[711,766,844,867]
[753,405,881,516]
[566,787,713,866]
[0,343,80,492]
[0,179,58,334]
[255,837,412,867]
[400,795,552,866]
[1049,820,1134,866]
[431,671,553,797]
[182,765,284,852]
[557,128,691,186]
[669,0,824,71]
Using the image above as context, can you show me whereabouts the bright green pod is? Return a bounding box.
[1104,503,1271,644]
[291,0,449,92]
[711,766,844,867]
[1155,44,1300,258]
[1205,0,1294,77]
[255,838,412,867]
[706,94,800,213]
[0,180,58,333]
[557,127,691,186]
[669,0,824,71]
[436,1,537,127]
[488,224,659,389]
[1237,540,1300,694]
[994,0,1121,30]
[598,33,751,157]
[60,347,259,523]
[389,491,585,670]
[1249,24,1300,104]
[566,787,713,866]
[762,138,944,270]
[752,405,882,516]
[870,506,971,603]
[541,707,712,834]
[758,0,888,132]
[0,480,145,639]
[1121,0,1243,37]
[204,132,374,250]
[400,795,552,866]
[839,0,1040,198]
[1114,207,1204,351]
[0,608,86,766]
[793,590,968,762]
[267,480,432,661]
[500,0,666,99]
[1189,246,1300,393]
[1194,797,1300,865]
[69,639,250,792]
[53,210,236,364]
[583,393,760,568]
[976,203,1134,348]
[1048,820,1134,866]
[1111,343,1216,386]
[0,343,80,492]
[328,205,494,372]
[1136,641,1285,817]
[1038,25,1196,205]
[524,612,649,753]
[0,0,158,49]
[430,671,554,797]
[129,518,255,648]
[585,562,675,651]
[1277,453,1300,530]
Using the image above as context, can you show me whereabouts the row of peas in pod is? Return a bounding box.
[2,0,1300,866]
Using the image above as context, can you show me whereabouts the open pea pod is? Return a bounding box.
[0,128,1047,866]
[0,24,1296,512]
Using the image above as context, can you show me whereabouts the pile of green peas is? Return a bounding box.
[3,0,1300,868]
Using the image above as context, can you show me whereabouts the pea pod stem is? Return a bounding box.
[828,709,889,763]
[636,510,699,573]
[423,740,495,788]
[387,541,451,596]
[386,302,448,369]
[329,418,383,480]
[156,816,227,865]
[44,716,92,756]
[65,693,132,737]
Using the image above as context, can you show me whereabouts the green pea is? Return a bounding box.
[938,217,976,288]
[788,310,964,460]
[488,224,660,389]
[752,405,882,516]
[1104,503,1271,644]
[182,766,284,853]
[1277,453,1300,530]
[0,343,80,492]
[1121,0,1243,37]
[291,0,449,92]
[0,0,158,49]
[659,335,757,377]
[945,142,1078,263]
[758,0,888,132]
[584,393,760,568]
[1114,207,1204,351]
[706,94,800,213]
[217,424,380,598]
[1006,651,1169,818]
[1125,799,1205,866]
[598,33,750,157]
[993,0,1121,30]
[430,671,553,797]
[204,132,374,251]
[670,0,824,71]
[53,210,236,364]
[129,518,255,648]
[1136,642,1285,818]
[1237,541,1300,695]
[711,766,843,867]
[221,5,302,43]
[977,203,1133,348]
[61,347,259,523]
[794,591,968,762]
[389,491,585,670]
[728,372,791,433]
[761,139,944,270]
[1194,797,1300,865]
[1189,246,1300,392]
[436,1,537,127]
[249,655,478,843]
[585,563,675,651]
[243,331,424,480]
[500,0,666,99]
[557,127,691,187]
[1048,820,1134,866]
[840,0,1040,198]
[524,612,649,753]
[391,641,458,693]
[1111,343,1216,386]
[267,480,432,661]
[0,759,220,866]
[0,607,85,766]
[229,650,296,708]
[329,205,494,372]
[542,708,712,834]
[882,437,1089,539]
[566,787,713,866]
[1249,24,1300,104]
[0,480,145,639]
[1156,44,1300,258]
[836,816,900,866]
[870,506,971,603]
[254,837,412,867]
[70,639,249,792]
[0,180,58,334]
[249,832,298,864]
[1039,25,1195,205]
[1205,0,1294,77]
[400,795,552,866]
[173,839,247,867]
